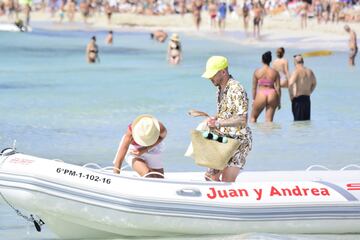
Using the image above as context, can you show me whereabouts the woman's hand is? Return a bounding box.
[206,117,218,128]
[130,147,148,156]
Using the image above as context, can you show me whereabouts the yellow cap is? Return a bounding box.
[201,56,228,79]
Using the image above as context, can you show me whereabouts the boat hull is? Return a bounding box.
[1,153,360,238]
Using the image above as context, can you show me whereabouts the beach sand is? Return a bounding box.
[1,11,359,51]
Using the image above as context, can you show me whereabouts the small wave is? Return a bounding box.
[0,83,52,90]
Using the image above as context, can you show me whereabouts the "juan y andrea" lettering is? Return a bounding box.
[206,185,330,200]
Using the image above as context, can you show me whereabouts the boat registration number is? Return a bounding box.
[56,167,112,184]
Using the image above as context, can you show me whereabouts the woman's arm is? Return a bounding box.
[217,115,247,129]
[252,70,258,101]
[288,71,297,100]
[166,44,171,61]
[284,60,290,79]
[275,71,281,109]
[113,130,132,174]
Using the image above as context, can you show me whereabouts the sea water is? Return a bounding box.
[0,28,359,240]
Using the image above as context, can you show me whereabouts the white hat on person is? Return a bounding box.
[131,114,160,147]
[170,33,180,42]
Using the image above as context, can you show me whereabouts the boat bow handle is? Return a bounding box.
[176,188,202,197]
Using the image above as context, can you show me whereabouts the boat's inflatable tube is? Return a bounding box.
[0,23,31,32]
[0,152,360,238]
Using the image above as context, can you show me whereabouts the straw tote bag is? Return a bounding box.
[190,130,241,170]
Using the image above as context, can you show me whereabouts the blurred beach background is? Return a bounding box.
[1,0,360,239]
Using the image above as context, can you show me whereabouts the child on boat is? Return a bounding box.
[113,115,167,178]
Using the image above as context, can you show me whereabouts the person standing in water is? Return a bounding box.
[86,36,99,63]
[201,56,252,182]
[344,25,358,66]
[288,55,317,121]
[150,30,168,43]
[250,51,281,123]
[167,33,182,65]
[273,47,290,88]
[105,30,113,45]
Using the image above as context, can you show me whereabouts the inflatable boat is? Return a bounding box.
[0,148,360,239]
[0,23,31,32]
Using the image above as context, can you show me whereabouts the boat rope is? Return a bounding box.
[82,163,102,169]
[142,172,165,178]
[100,166,126,172]
[0,192,45,232]
[0,142,17,167]
[340,164,360,171]
[83,164,129,174]
[305,165,331,171]
[0,141,45,232]
[52,159,64,163]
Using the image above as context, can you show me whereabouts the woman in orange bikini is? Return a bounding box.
[250,51,281,123]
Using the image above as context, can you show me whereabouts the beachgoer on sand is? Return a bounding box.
[208,0,217,29]
[192,0,203,31]
[253,3,262,39]
[298,0,309,29]
[218,0,227,31]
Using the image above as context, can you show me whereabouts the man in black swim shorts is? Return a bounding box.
[288,55,317,121]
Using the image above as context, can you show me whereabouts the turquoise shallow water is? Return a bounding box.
[0,29,360,239]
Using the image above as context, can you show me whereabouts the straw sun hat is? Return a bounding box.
[131,115,160,147]
[170,33,180,42]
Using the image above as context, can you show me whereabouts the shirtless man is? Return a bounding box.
[344,25,358,66]
[86,36,99,63]
[253,3,262,39]
[288,55,317,121]
[150,30,168,43]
